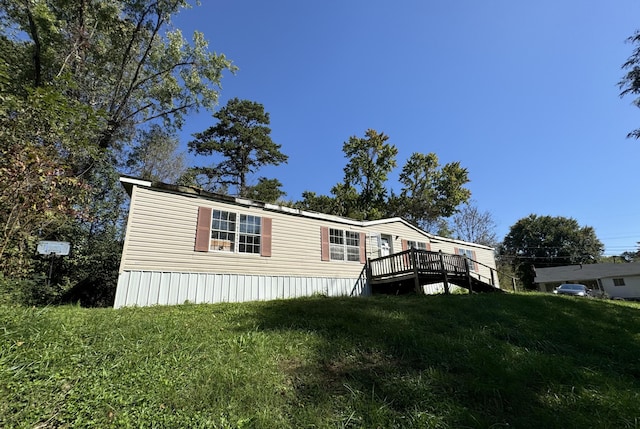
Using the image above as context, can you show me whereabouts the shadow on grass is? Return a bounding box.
[230,294,640,428]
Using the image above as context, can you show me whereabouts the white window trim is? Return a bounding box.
[329,228,360,262]
[210,210,262,255]
[407,240,428,250]
[457,248,477,272]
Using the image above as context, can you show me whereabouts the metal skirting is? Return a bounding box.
[114,271,371,308]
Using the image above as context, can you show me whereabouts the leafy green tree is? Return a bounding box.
[391,152,471,232]
[295,191,343,215]
[341,129,398,220]
[501,215,603,289]
[0,1,234,305]
[126,124,186,182]
[295,131,471,228]
[34,159,128,307]
[0,82,98,277]
[1,0,235,150]
[600,253,637,264]
[188,98,288,196]
[619,30,640,138]
[245,178,286,203]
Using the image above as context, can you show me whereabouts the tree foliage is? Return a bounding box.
[619,30,640,139]
[244,178,286,203]
[0,80,98,277]
[0,1,233,305]
[391,152,471,232]
[295,191,343,216]
[295,129,471,228]
[501,215,603,289]
[126,124,186,182]
[341,129,397,220]
[1,0,235,150]
[188,98,288,197]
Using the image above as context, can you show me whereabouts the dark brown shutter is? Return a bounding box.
[359,232,366,263]
[321,226,330,261]
[401,240,408,251]
[425,242,432,251]
[195,207,212,252]
[261,217,272,257]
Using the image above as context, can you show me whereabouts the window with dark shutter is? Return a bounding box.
[195,206,270,256]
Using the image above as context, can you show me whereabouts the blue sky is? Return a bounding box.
[173,1,640,255]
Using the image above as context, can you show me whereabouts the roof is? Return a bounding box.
[119,175,494,251]
[534,263,640,284]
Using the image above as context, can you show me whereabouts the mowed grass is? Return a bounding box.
[1,293,640,428]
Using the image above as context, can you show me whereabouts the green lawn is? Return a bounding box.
[1,293,640,428]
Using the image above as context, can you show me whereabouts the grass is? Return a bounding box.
[1,293,640,428]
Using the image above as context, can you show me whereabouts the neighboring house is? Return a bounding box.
[535,263,640,300]
[114,176,499,308]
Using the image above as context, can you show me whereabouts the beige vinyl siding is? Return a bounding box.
[120,187,367,278]
[120,184,498,289]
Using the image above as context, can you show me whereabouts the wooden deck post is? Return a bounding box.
[411,249,422,294]
[464,256,473,294]
[439,250,450,295]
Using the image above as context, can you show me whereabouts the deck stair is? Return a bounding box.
[367,249,504,295]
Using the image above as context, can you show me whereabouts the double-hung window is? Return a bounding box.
[239,215,261,254]
[457,248,477,272]
[329,228,360,262]
[211,210,236,251]
[210,210,261,254]
[407,240,428,250]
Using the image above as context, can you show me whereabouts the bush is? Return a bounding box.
[0,273,61,306]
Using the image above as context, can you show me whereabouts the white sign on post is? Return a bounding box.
[37,241,71,256]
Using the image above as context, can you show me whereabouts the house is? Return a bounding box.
[113,176,500,308]
[534,263,640,300]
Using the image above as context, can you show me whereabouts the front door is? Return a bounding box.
[380,235,392,257]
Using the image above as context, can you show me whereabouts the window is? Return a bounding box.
[210,210,261,254]
[613,278,626,286]
[329,228,360,262]
[457,248,477,272]
[345,231,360,262]
[211,210,236,252]
[239,215,261,254]
[407,240,428,250]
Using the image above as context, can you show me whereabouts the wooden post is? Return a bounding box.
[411,248,422,294]
[439,250,450,295]
[464,256,473,294]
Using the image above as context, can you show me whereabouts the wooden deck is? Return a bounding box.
[366,249,504,295]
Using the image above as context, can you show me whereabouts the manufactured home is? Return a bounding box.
[114,177,501,308]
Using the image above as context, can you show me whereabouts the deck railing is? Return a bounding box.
[368,248,511,295]
[369,249,468,279]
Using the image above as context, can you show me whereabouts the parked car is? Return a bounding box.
[553,284,591,297]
